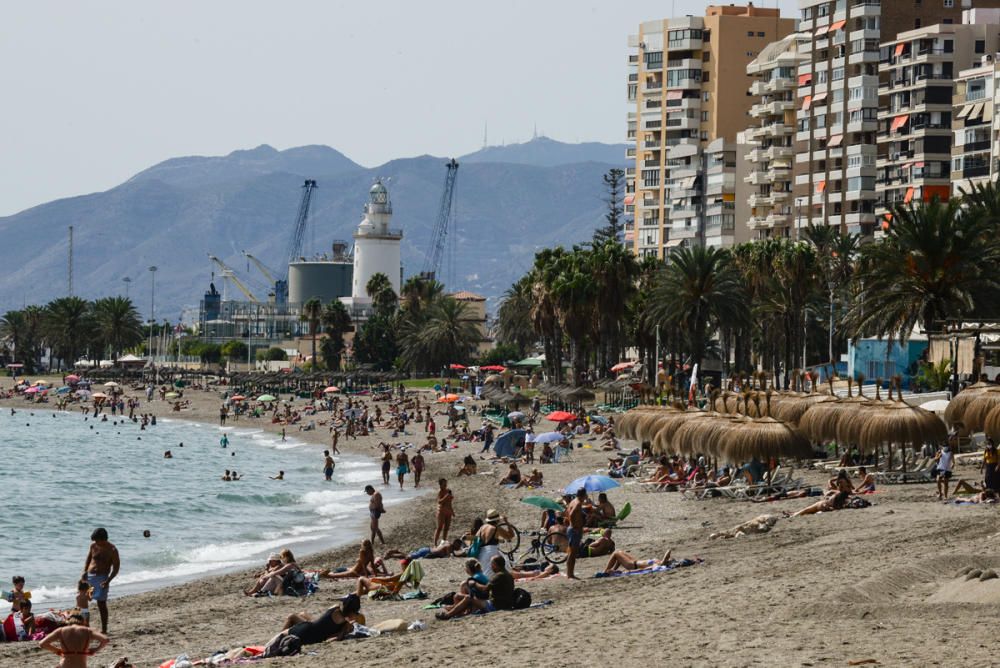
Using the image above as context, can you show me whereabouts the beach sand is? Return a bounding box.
[3,380,1000,666]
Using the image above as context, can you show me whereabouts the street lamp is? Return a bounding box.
[123,276,132,299]
[148,266,158,357]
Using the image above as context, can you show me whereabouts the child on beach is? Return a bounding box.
[75,580,92,625]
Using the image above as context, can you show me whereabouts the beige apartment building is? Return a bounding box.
[745,32,809,239]
[952,56,1000,193]
[877,13,1000,223]
[626,4,795,258]
[794,0,1000,237]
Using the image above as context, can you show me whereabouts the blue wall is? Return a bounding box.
[848,338,928,388]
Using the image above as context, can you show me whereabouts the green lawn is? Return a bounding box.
[401,378,446,388]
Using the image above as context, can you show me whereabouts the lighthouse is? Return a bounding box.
[351,180,402,303]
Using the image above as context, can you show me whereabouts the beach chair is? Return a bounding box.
[598,502,632,527]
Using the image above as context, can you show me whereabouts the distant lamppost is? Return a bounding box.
[148,266,158,356]
[123,276,132,299]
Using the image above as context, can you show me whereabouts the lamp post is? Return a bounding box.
[148,266,158,357]
[123,276,131,299]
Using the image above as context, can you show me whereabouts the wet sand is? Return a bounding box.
[3,380,999,667]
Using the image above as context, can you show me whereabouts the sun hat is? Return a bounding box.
[267,553,281,561]
[485,509,501,523]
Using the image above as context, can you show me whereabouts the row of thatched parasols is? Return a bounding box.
[943,382,1000,440]
[618,376,946,467]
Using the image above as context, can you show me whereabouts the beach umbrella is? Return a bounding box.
[323,386,340,393]
[55,386,71,394]
[437,393,460,403]
[520,496,563,511]
[91,392,107,399]
[610,361,635,373]
[959,388,1000,433]
[564,474,620,495]
[104,381,120,388]
[508,411,525,420]
[230,395,246,401]
[770,393,837,425]
[484,374,502,384]
[533,431,567,444]
[494,428,526,458]
[723,417,812,463]
[24,386,40,394]
[165,392,179,399]
[858,399,947,452]
[481,365,506,372]
[257,394,277,402]
[64,374,80,382]
[798,379,868,443]
[983,405,1000,441]
[75,389,91,397]
[449,363,466,370]
[944,381,994,428]
[546,411,576,423]
[590,415,609,425]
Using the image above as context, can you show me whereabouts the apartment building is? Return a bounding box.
[627,4,795,258]
[794,0,1000,237]
[745,32,809,239]
[952,56,1000,192]
[877,15,1000,221]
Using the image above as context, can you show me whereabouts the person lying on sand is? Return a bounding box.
[950,479,999,503]
[510,563,560,580]
[264,594,361,650]
[786,490,850,517]
[598,548,673,575]
[751,488,814,503]
[319,539,385,580]
[382,539,464,561]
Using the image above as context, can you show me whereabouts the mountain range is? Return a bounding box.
[0,137,627,319]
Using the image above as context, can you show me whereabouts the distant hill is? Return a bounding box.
[0,143,617,318]
[460,136,627,167]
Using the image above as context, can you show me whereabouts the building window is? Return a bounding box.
[976,40,986,54]
[758,32,766,37]
[944,0,954,7]
[703,91,710,102]
[703,71,710,82]
[747,31,754,37]
[914,18,921,28]
[701,111,709,121]
[703,51,710,62]
[700,131,708,140]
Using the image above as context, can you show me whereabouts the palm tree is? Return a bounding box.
[400,275,444,316]
[648,245,746,373]
[843,199,1000,343]
[321,300,353,370]
[92,296,143,362]
[366,273,398,315]
[496,275,535,358]
[43,297,94,370]
[0,310,29,370]
[400,296,481,373]
[588,239,639,376]
[549,249,597,384]
[300,297,323,366]
[529,249,566,382]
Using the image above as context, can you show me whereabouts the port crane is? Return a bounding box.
[208,255,260,303]
[419,159,459,281]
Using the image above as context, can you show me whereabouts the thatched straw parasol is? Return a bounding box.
[798,377,868,443]
[649,408,705,455]
[835,380,888,448]
[959,387,1000,434]
[857,398,947,452]
[943,381,993,427]
[983,404,1000,441]
[722,416,812,462]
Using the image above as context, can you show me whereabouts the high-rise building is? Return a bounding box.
[795,0,1000,237]
[627,4,795,258]
[876,13,1000,224]
[952,55,1000,193]
[745,32,809,239]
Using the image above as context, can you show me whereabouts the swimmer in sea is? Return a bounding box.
[222,470,232,481]
[271,471,285,480]
[231,470,242,480]
[220,433,229,448]
[163,451,172,459]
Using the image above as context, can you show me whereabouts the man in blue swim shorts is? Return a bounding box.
[82,527,120,634]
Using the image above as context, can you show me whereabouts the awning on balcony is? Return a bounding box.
[814,25,828,38]
[827,134,844,148]
[890,115,909,132]
[624,194,635,205]
[969,103,985,120]
[665,238,685,248]
[904,187,915,204]
[894,43,906,57]
[812,92,828,106]
[911,161,925,169]
[680,176,698,189]
[957,104,974,119]
[827,20,846,33]
[798,73,812,86]
[666,90,683,100]
[816,180,827,193]
[802,95,813,110]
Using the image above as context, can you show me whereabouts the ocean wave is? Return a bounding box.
[215,492,302,506]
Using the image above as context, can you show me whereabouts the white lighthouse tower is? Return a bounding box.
[351,180,402,303]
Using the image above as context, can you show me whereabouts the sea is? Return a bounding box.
[0,409,407,611]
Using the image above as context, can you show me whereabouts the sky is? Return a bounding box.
[0,0,796,217]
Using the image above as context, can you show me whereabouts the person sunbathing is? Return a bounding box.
[355,570,404,598]
[577,528,616,558]
[435,556,514,619]
[245,550,300,596]
[514,468,543,489]
[641,457,684,488]
[382,539,464,561]
[510,563,560,580]
[319,539,383,580]
[788,490,850,517]
[854,467,876,494]
[498,463,522,486]
[828,469,854,494]
[599,548,673,574]
[265,595,361,650]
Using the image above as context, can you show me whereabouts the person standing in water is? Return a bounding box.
[220,433,229,448]
[324,450,335,481]
[81,528,119,634]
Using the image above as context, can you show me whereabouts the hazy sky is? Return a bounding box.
[0,1,796,216]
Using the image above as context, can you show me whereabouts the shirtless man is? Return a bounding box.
[564,488,587,579]
[323,450,335,482]
[81,528,119,633]
[365,485,386,545]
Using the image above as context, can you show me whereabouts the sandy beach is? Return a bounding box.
[3,382,1000,667]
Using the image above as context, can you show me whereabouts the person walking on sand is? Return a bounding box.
[936,444,955,500]
[324,450,335,482]
[365,485,386,545]
[396,451,410,490]
[331,429,340,454]
[434,478,454,544]
[411,451,425,488]
[81,528,119,634]
[564,488,587,580]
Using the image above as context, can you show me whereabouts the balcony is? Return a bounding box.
[765,145,794,160]
[643,140,662,150]
[767,166,791,180]
[744,172,768,186]
[642,81,663,94]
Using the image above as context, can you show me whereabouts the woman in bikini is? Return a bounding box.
[600,548,673,574]
[319,539,383,580]
[38,613,108,667]
[434,478,454,544]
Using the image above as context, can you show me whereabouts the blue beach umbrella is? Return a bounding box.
[493,428,526,458]
[533,431,567,444]
[55,386,72,394]
[564,474,620,495]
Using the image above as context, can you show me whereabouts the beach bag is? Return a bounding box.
[467,536,482,558]
[432,592,456,606]
[512,587,532,610]
[263,633,301,658]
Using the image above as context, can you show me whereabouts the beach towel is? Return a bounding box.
[594,557,702,578]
